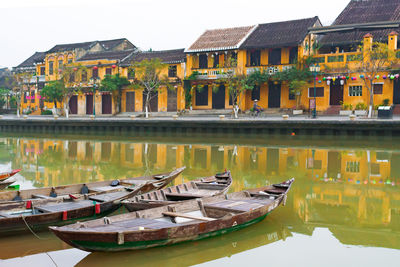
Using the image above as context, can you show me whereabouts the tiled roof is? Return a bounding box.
[47,41,97,53]
[77,49,136,62]
[120,49,186,66]
[99,38,131,50]
[185,26,256,53]
[241,17,320,49]
[321,0,400,45]
[47,38,134,53]
[15,52,46,69]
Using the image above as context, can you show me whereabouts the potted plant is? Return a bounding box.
[339,102,353,116]
[354,102,367,116]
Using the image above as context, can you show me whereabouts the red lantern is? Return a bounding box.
[93,66,98,70]
[73,67,78,71]
[112,64,117,69]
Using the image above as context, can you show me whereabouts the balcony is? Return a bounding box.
[246,64,293,75]
[313,52,363,65]
[24,75,46,84]
[193,68,236,80]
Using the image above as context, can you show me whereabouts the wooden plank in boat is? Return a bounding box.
[122,180,150,186]
[204,200,264,212]
[89,191,130,203]
[162,211,215,222]
[89,185,125,193]
[32,194,53,199]
[87,218,177,232]
[35,200,94,213]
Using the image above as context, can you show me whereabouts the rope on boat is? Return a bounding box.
[21,215,49,240]
[46,252,59,267]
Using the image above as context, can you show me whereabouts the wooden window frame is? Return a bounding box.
[349,85,362,97]
[308,87,324,97]
[168,65,177,78]
[373,83,383,95]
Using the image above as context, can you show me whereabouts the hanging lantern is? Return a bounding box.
[93,66,98,70]
[327,76,332,80]
[346,76,350,80]
[396,74,400,79]
[327,80,331,85]
[318,80,322,83]
[383,75,387,79]
[315,77,318,81]
[360,74,365,79]
[351,77,357,81]
[73,67,78,71]
[376,75,380,79]
[390,75,395,80]
[323,77,326,81]
[112,64,117,68]
[340,79,345,85]
[332,77,336,82]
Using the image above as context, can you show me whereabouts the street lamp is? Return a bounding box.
[309,63,321,119]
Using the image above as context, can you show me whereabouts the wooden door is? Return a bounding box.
[126,92,135,112]
[394,80,400,104]
[268,82,281,108]
[212,84,225,109]
[102,94,112,114]
[86,95,93,115]
[329,80,343,105]
[69,95,78,114]
[142,90,158,112]
[167,89,177,112]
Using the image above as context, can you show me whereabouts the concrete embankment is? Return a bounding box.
[0,115,400,138]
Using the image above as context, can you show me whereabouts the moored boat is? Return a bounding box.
[122,170,232,212]
[0,169,21,182]
[0,178,15,190]
[49,178,294,252]
[0,167,185,235]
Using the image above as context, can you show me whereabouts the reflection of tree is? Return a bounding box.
[98,162,133,181]
[37,149,65,171]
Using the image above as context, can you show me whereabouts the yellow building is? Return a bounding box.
[185,17,321,111]
[119,49,186,113]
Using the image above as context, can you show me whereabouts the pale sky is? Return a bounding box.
[0,0,351,68]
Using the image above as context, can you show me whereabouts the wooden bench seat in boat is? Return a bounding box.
[162,211,215,222]
[204,199,272,213]
[35,200,94,213]
[0,212,12,218]
[83,218,178,232]
[121,179,151,186]
[89,191,131,203]
[89,185,125,193]
[31,194,53,199]
[194,183,227,190]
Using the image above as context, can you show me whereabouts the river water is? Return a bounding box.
[0,133,400,267]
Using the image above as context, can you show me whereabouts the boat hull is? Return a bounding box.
[0,202,121,236]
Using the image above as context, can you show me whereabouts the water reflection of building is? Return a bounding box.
[3,137,400,248]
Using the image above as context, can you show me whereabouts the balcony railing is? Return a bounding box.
[23,75,46,84]
[194,68,236,79]
[246,64,293,75]
[313,52,363,64]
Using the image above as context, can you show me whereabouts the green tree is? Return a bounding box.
[356,41,396,118]
[100,74,131,114]
[13,72,33,117]
[40,80,67,113]
[215,60,250,118]
[274,59,313,110]
[59,64,88,117]
[130,58,173,118]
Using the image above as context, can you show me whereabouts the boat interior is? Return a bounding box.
[66,188,285,232]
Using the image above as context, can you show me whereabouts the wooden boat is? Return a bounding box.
[0,169,21,182]
[49,178,294,252]
[0,178,15,190]
[122,170,232,212]
[0,167,185,235]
